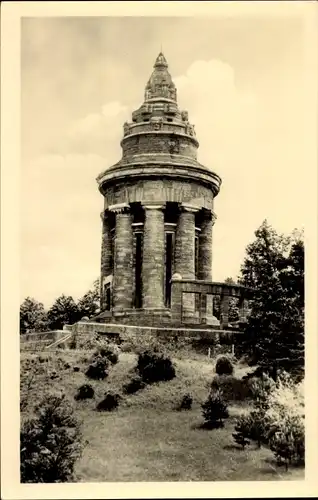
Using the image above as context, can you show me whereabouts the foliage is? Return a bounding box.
[269,415,305,470]
[211,374,253,402]
[20,360,48,412]
[239,220,304,379]
[20,297,49,334]
[265,373,304,466]
[85,356,108,380]
[201,390,229,429]
[74,384,95,401]
[77,279,100,319]
[137,349,176,384]
[47,295,80,330]
[96,392,121,412]
[232,417,250,449]
[215,356,234,376]
[177,393,193,411]
[20,393,84,483]
[122,375,146,395]
[232,372,305,462]
[94,344,119,365]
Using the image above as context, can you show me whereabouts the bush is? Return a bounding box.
[74,384,95,401]
[269,415,305,470]
[69,337,77,349]
[85,356,108,380]
[73,366,80,372]
[215,355,234,376]
[137,349,176,384]
[122,375,146,395]
[201,390,229,429]
[265,373,304,467]
[20,393,84,483]
[231,412,267,449]
[177,393,193,411]
[96,392,121,412]
[211,374,253,401]
[232,416,251,449]
[94,345,118,365]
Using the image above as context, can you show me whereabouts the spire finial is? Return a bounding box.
[154,51,168,68]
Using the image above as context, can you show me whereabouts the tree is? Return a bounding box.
[77,279,100,319]
[47,295,80,330]
[20,393,84,482]
[201,390,229,429]
[20,297,48,334]
[238,220,304,379]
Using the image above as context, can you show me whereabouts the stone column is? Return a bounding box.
[198,209,217,281]
[100,210,113,310]
[175,203,198,320]
[110,203,134,311]
[142,203,165,309]
[220,292,230,328]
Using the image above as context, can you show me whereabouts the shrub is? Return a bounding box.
[232,417,250,449]
[137,349,176,384]
[69,337,77,349]
[215,355,234,376]
[122,375,146,395]
[73,366,80,372]
[96,392,121,412]
[94,345,118,365]
[177,393,193,411]
[85,356,108,380]
[249,409,269,447]
[211,374,253,401]
[269,416,305,470]
[119,341,134,353]
[20,393,84,483]
[74,384,95,401]
[265,373,304,467]
[201,390,229,429]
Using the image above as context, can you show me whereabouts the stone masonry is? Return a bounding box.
[96,52,222,326]
[142,204,165,309]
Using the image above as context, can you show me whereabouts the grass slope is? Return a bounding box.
[20,350,304,482]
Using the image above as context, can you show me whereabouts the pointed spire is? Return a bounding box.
[144,51,177,102]
[154,51,168,69]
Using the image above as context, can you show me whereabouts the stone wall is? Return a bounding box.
[122,132,197,159]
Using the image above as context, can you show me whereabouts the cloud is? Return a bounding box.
[63,101,132,159]
[21,57,307,305]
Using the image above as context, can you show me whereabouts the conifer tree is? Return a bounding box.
[238,220,304,379]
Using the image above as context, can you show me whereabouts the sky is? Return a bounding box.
[21,15,309,308]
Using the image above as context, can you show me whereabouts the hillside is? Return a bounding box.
[20,349,304,482]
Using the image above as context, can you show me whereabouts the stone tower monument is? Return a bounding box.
[96,52,223,326]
